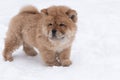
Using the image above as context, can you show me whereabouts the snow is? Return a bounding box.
[0,0,120,80]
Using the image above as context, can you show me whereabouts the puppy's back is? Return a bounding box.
[9,5,40,28]
[7,5,40,38]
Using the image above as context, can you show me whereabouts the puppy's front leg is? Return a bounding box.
[59,47,72,66]
[40,49,60,66]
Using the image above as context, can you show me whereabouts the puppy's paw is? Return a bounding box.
[25,50,37,56]
[45,61,61,66]
[3,55,14,62]
[27,52,37,56]
[45,62,55,66]
[61,59,72,66]
[54,61,61,66]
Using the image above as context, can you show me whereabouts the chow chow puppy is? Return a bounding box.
[3,5,77,66]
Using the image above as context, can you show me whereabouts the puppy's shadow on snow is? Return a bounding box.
[13,48,45,67]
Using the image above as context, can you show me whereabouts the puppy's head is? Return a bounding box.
[41,6,77,41]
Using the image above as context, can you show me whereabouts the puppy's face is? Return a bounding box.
[41,6,77,41]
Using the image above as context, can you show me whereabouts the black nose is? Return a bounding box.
[52,29,57,36]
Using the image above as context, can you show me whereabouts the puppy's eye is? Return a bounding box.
[59,23,65,27]
[48,23,53,26]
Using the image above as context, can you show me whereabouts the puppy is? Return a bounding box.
[3,5,77,66]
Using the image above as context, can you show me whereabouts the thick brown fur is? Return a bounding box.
[3,5,77,66]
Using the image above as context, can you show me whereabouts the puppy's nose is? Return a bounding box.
[52,29,57,36]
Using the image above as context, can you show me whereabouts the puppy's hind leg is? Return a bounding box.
[23,42,37,56]
[3,35,22,62]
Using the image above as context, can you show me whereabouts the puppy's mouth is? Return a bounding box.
[50,36,65,40]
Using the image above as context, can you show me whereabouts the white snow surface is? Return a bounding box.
[0,0,120,80]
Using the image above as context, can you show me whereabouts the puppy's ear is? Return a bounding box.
[41,9,48,15]
[66,9,77,23]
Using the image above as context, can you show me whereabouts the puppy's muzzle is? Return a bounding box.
[49,29,65,40]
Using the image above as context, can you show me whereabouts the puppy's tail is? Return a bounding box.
[19,5,39,14]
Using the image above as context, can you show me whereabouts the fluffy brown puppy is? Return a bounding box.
[3,5,77,66]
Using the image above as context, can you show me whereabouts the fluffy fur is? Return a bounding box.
[3,5,77,66]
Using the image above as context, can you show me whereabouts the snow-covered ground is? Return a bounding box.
[0,0,120,80]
